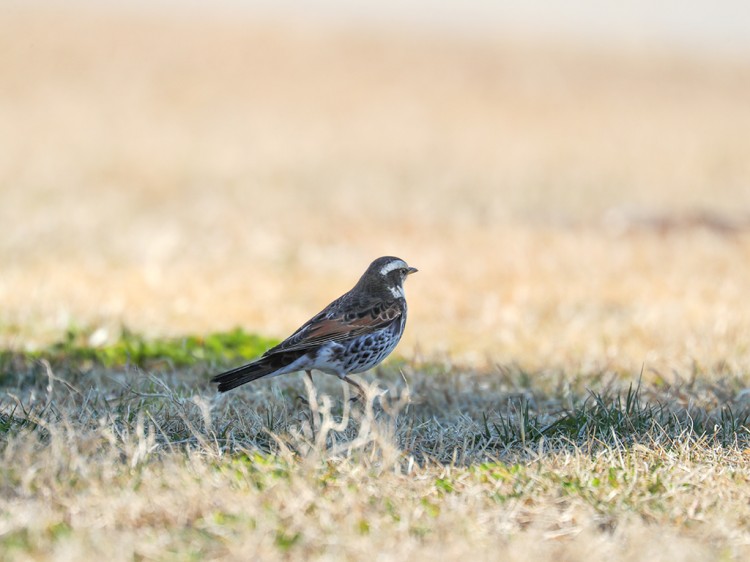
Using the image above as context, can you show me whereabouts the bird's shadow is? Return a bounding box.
[2,358,748,466]
[208,362,750,464]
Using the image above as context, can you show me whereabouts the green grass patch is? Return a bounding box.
[0,326,277,373]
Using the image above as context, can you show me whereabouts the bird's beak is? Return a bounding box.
[407,267,418,275]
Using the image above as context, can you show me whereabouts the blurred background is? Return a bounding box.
[1,0,749,375]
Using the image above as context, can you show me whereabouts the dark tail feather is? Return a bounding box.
[211,350,308,392]
[211,359,275,392]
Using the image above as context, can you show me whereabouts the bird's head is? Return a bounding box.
[357,256,417,299]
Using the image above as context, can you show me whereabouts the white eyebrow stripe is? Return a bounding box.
[379,260,407,276]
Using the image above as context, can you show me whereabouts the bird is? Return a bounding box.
[211,256,417,398]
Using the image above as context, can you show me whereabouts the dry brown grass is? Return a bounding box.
[2,361,750,561]
[2,4,750,560]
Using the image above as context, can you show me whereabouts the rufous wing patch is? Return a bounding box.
[270,301,403,353]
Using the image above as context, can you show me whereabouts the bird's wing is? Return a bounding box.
[263,298,402,355]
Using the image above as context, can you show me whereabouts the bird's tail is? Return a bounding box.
[211,350,307,392]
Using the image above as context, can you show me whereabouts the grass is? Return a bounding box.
[2,329,750,560]
[2,4,750,560]
[0,326,275,372]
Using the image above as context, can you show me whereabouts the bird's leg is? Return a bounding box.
[303,370,317,440]
[342,375,365,403]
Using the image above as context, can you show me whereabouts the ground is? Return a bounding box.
[1,5,750,561]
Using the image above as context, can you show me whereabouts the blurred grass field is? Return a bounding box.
[3,5,750,373]
[2,4,750,561]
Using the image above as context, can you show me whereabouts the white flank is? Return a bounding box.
[379,259,407,276]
